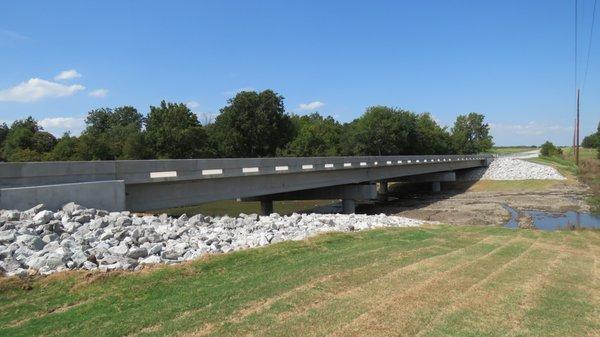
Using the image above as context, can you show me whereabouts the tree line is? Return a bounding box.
[0,90,493,162]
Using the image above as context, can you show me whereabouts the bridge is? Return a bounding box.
[0,154,491,214]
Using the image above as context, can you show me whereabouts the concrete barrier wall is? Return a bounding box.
[0,155,491,187]
[0,180,125,211]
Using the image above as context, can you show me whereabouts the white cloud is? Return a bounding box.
[0,29,30,42]
[54,69,82,81]
[490,120,574,146]
[89,88,108,98]
[186,100,200,109]
[39,117,86,136]
[490,121,571,136]
[196,112,219,125]
[298,101,325,111]
[0,78,85,102]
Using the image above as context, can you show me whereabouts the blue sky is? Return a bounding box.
[1,0,598,146]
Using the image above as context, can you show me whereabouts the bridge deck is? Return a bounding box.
[0,155,491,211]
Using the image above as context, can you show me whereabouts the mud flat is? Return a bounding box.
[368,157,590,226]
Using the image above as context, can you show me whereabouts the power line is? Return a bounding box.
[582,0,598,90]
[575,0,578,91]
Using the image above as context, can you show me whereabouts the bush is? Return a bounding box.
[540,141,562,157]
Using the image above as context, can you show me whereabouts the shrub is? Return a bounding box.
[540,141,561,157]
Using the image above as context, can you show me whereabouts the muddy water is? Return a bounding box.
[502,204,600,230]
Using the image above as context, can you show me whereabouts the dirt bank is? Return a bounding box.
[365,179,591,226]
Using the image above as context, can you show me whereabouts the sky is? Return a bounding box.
[0,0,598,146]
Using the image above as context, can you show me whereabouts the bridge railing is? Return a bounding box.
[0,154,491,187]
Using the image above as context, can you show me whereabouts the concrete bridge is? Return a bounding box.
[0,154,491,214]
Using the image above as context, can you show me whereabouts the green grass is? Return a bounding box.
[152,199,338,217]
[561,147,599,161]
[487,146,537,155]
[527,156,579,176]
[1,225,598,337]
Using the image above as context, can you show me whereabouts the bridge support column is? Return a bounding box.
[260,200,273,215]
[378,181,388,202]
[431,181,441,193]
[342,199,356,214]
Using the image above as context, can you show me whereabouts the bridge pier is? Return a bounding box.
[342,199,356,214]
[431,181,441,193]
[260,200,274,215]
[378,181,388,202]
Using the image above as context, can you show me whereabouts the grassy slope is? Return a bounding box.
[1,226,598,337]
[487,147,537,155]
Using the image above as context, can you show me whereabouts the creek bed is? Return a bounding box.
[502,204,600,230]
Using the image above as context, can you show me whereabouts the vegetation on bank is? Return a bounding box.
[487,146,537,155]
[0,90,493,162]
[531,146,600,213]
[1,225,598,337]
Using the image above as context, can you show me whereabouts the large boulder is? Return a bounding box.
[16,234,45,251]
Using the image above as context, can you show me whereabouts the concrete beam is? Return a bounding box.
[392,171,456,183]
[126,161,480,211]
[242,183,378,202]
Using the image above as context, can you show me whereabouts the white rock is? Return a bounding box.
[16,234,45,251]
[33,210,54,225]
[460,158,566,181]
[139,255,161,265]
[0,204,429,276]
[127,247,148,259]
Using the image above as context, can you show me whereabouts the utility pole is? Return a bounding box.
[576,88,580,166]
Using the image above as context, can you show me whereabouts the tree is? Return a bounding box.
[0,123,9,161]
[581,121,600,149]
[282,113,343,156]
[79,106,146,160]
[450,113,493,154]
[212,90,294,157]
[31,131,57,153]
[412,113,454,155]
[2,117,51,161]
[44,133,79,161]
[145,101,210,159]
[350,106,415,156]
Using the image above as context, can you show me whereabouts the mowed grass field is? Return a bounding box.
[1,226,598,337]
[488,147,537,155]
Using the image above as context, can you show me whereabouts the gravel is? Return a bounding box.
[0,203,428,277]
[460,157,566,181]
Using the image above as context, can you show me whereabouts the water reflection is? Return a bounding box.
[502,204,600,230]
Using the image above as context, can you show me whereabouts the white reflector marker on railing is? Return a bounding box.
[150,171,177,178]
[360,162,367,166]
[242,167,259,173]
[343,163,352,167]
[302,164,314,169]
[202,169,223,176]
[325,163,335,168]
[275,166,289,171]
